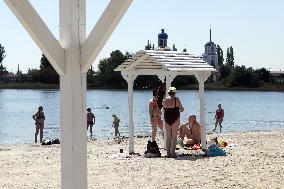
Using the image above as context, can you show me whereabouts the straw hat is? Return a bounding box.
[167,87,177,93]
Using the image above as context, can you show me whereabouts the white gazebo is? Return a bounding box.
[115,50,216,153]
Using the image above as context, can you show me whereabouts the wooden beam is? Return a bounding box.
[124,54,147,71]
[4,0,64,75]
[81,0,133,73]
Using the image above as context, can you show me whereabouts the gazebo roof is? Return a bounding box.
[115,50,216,74]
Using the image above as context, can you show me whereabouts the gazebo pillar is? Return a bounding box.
[195,73,210,150]
[122,72,137,154]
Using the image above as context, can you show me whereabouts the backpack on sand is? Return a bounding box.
[144,141,161,157]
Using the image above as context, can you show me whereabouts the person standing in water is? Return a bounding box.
[87,108,95,137]
[213,104,224,132]
[32,106,45,143]
[112,114,120,137]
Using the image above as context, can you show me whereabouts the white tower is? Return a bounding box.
[203,28,218,69]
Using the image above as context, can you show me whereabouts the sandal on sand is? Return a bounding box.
[183,147,192,150]
[191,144,201,150]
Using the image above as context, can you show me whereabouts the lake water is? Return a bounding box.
[0,89,283,144]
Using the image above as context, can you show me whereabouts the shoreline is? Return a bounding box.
[1,129,284,188]
[0,83,283,91]
[1,129,284,145]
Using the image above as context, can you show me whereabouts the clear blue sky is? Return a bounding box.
[0,0,283,73]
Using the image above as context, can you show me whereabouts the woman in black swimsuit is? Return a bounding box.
[32,106,45,143]
[162,87,184,158]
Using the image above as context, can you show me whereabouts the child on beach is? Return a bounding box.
[213,104,224,132]
[32,106,45,143]
[87,108,95,137]
[112,114,120,138]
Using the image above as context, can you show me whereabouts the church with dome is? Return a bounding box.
[157,29,171,50]
[145,29,178,51]
[202,28,219,70]
[156,29,174,51]
[147,28,219,73]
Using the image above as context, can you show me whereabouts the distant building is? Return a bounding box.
[158,29,168,48]
[270,70,284,84]
[202,28,219,69]
[202,28,219,81]
[0,63,18,83]
[156,29,171,51]
[1,72,17,83]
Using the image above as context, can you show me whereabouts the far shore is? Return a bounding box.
[0,82,283,91]
[0,129,284,188]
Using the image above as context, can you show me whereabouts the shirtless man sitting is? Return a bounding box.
[178,114,201,146]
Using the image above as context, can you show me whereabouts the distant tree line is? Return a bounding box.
[0,44,8,82]
[0,42,274,89]
[15,54,59,84]
[215,45,271,88]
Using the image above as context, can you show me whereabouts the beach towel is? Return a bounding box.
[206,144,226,157]
[108,153,142,160]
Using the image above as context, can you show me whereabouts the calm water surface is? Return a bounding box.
[0,89,283,144]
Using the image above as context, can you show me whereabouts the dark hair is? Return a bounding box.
[87,108,91,112]
[38,106,43,110]
[152,89,158,97]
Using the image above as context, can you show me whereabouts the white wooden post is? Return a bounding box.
[59,1,87,188]
[195,72,210,150]
[157,73,166,147]
[128,74,134,154]
[122,72,137,154]
[5,0,133,188]
[165,71,177,92]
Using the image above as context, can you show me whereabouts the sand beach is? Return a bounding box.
[0,130,284,189]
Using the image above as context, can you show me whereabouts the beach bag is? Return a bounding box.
[206,144,226,157]
[51,138,60,144]
[41,140,52,145]
[144,141,161,157]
